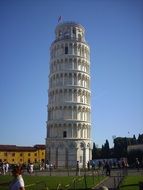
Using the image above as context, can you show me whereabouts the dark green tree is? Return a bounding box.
[113,137,128,158]
[137,134,143,144]
[101,139,110,158]
[131,135,137,145]
[92,143,102,159]
[92,142,96,160]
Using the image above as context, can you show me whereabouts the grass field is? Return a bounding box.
[120,175,143,190]
[0,175,105,190]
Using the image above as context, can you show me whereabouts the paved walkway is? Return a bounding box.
[93,170,124,190]
[93,176,116,190]
[93,169,143,190]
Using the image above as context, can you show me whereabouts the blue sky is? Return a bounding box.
[0,0,143,148]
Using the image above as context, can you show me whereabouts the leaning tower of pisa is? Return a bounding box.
[46,22,92,168]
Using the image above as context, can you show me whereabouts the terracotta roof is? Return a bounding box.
[0,145,17,151]
[0,144,45,151]
[34,144,46,149]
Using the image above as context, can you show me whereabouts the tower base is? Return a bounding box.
[45,138,92,168]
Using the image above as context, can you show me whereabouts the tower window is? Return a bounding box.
[65,46,68,54]
[63,131,67,138]
[12,153,15,157]
[78,34,82,41]
[73,28,76,34]
[80,156,83,163]
[59,31,62,37]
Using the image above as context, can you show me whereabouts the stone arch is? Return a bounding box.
[69,43,73,54]
[80,141,86,149]
[78,33,82,41]
[77,73,82,86]
[74,43,77,55]
[73,58,77,69]
[77,43,81,56]
[60,43,64,55]
[77,58,81,70]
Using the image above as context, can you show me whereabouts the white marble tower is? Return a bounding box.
[46,22,92,168]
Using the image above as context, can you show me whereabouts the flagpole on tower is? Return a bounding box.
[58,16,62,23]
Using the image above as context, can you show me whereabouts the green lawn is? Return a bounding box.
[120,175,143,190]
[0,175,105,190]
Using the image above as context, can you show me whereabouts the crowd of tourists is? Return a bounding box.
[0,162,9,175]
[0,160,55,176]
[88,157,143,176]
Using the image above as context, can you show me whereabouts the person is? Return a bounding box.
[87,161,90,170]
[29,163,34,174]
[76,161,80,176]
[5,162,9,173]
[2,162,6,175]
[9,165,25,190]
[105,161,111,176]
[135,158,140,171]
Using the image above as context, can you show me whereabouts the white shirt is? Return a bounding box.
[9,175,25,190]
[30,164,34,173]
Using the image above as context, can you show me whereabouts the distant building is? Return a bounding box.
[0,144,45,164]
[46,21,92,168]
[127,144,143,152]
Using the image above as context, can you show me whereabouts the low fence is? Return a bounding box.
[24,168,104,190]
[56,175,87,190]
[26,167,100,177]
[25,176,93,190]
[114,168,130,189]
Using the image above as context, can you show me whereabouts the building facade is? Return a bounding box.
[0,144,45,164]
[46,22,92,168]
[127,144,143,152]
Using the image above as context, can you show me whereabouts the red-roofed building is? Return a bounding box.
[0,144,45,164]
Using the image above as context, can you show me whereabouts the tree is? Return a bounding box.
[113,137,128,158]
[92,143,102,159]
[101,139,110,158]
[137,134,143,144]
[92,142,96,160]
[131,135,137,145]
